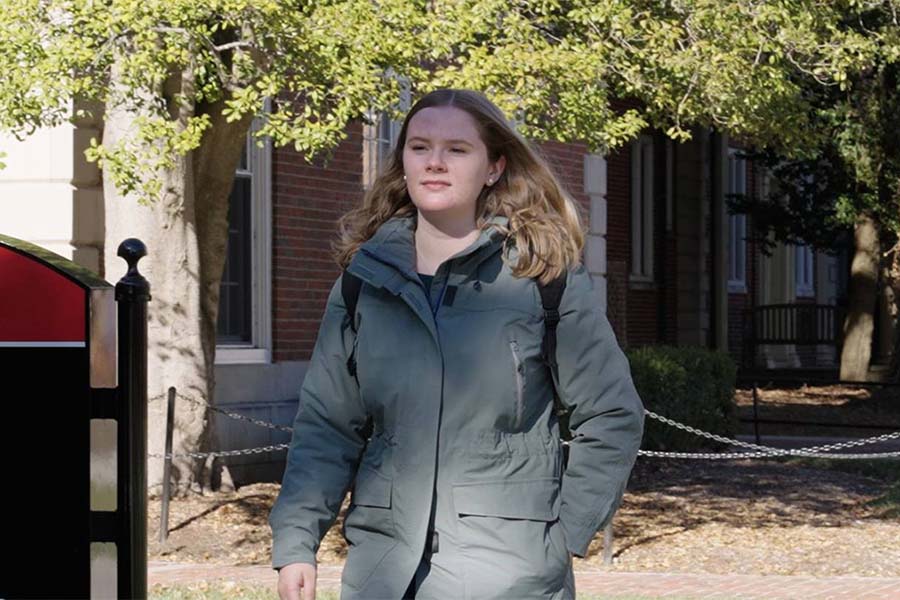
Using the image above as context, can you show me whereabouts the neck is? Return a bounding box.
[414,211,480,275]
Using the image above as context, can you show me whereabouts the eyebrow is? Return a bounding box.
[406,136,475,146]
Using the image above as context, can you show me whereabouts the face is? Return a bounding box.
[402,105,506,224]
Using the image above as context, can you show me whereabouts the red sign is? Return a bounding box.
[0,246,86,345]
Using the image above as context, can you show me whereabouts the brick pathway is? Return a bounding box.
[149,561,900,599]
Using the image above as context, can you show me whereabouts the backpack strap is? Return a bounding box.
[538,271,571,441]
[341,271,362,334]
[341,270,374,441]
[341,271,363,376]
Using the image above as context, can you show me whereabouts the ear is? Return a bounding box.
[490,155,507,180]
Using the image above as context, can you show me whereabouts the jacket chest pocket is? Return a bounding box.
[509,339,526,430]
[503,325,548,432]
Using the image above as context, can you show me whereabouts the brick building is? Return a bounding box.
[0,105,847,484]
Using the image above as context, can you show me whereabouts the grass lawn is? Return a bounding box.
[149,582,700,600]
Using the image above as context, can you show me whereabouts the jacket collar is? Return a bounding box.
[352,214,509,286]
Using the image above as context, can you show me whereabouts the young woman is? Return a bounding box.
[270,89,645,600]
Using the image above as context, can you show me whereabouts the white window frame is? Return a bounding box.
[216,104,273,365]
[363,77,411,189]
[727,148,747,293]
[795,243,815,298]
[630,134,654,282]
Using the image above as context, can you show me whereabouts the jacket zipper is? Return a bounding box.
[432,274,449,316]
[509,340,525,430]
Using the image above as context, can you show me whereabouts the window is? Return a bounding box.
[630,134,654,281]
[216,109,272,364]
[218,147,253,344]
[727,148,747,292]
[795,244,815,297]
[363,77,411,188]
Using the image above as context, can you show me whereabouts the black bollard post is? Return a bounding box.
[752,382,761,446]
[116,239,150,600]
[160,386,176,544]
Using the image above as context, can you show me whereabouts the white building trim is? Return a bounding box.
[584,153,608,312]
[630,134,654,283]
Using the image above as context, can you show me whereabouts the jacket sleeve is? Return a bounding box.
[269,275,368,569]
[555,265,645,557]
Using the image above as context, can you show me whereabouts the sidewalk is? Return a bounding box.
[149,561,900,599]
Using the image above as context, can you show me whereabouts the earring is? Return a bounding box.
[403,174,407,181]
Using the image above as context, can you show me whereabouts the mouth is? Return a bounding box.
[421,181,451,189]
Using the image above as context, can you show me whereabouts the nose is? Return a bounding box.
[425,149,447,172]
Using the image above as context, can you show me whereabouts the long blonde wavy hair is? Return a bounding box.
[333,89,585,284]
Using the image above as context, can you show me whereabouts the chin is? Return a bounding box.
[411,198,460,213]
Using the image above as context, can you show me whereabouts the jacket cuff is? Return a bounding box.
[559,501,616,558]
[272,533,317,570]
[560,515,594,557]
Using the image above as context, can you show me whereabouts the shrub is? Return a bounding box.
[626,345,738,452]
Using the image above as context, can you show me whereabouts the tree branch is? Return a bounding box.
[213,40,252,53]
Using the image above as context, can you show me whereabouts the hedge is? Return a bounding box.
[626,345,738,452]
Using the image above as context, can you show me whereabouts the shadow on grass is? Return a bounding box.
[733,381,900,437]
[602,454,898,560]
[785,457,900,518]
[871,482,900,518]
[168,494,272,534]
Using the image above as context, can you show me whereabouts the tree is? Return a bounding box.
[727,3,900,380]
[0,0,873,491]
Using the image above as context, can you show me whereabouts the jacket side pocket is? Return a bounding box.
[343,465,394,544]
[452,478,568,598]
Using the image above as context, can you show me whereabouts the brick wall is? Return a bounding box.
[272,122,364,362]
[538,139,590,219]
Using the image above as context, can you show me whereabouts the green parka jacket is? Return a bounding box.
[269,215,645,599]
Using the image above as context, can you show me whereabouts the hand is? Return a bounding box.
[277,562,317,600]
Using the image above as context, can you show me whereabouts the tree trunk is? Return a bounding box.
[877,61,900,381]
[886,239,900,381]
[102,60,252,494]
[839,212,881,381]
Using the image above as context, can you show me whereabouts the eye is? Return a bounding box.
[409,144,427,151]
[450,147,467,153]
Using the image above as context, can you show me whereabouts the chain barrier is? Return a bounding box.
[149,391,293,433]
[147,391,291,460]
[149,444,289,460]
[147,392,900,461]
[640,409,900,460]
